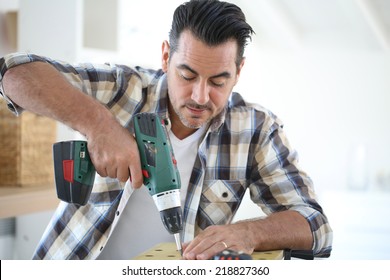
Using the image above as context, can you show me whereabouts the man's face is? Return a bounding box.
[162,30,244,138]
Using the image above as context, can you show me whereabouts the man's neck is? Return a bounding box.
[170,117,198,140]
[168,103,198,140]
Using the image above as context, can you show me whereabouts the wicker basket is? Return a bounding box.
[0,99,56,187]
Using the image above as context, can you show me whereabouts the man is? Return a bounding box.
[0,0,332,260]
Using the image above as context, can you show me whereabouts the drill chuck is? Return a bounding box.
[152,188,183,234]
[160,206,183,234]
[160,205,183,256]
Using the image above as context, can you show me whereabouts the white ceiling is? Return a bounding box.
[116,0,390,59]
[2,0,389,53]
[234,0,390,52]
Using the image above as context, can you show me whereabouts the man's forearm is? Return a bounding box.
[243,210,313,252]
[2,61,144,186]
[182,210,313,260]
[2,61,114,137]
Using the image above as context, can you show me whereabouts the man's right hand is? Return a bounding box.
[86,118,144,188]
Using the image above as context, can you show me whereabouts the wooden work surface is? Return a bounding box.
[133,242,284,260]
[0,184,58,218]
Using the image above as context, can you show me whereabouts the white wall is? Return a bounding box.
[237,48,390,194]
[234,48,390,259]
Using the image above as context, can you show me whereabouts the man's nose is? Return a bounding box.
[191,80,210,105]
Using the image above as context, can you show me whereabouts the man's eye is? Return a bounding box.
[211,80,225,87]
[181,74,195,81]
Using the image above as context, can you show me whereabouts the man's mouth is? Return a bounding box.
[187,106,205,114]
[185,104,210,115]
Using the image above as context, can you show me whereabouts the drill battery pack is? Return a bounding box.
[53,140,95,206]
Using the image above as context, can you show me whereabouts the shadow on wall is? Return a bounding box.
[0,11,17,56]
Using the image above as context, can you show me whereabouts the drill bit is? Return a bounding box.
[174,233,182,256]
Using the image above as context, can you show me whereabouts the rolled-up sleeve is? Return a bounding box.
[0,53,47,114]
[249,116,333,257]
[0,52,145,123]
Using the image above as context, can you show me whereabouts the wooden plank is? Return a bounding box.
[133,242,284,260]
[0,184,58,218]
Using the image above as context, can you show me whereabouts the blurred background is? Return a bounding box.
[0,0,389,259]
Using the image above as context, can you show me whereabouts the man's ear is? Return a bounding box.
[161,40,170,72]
[237,57,245,76]
[234,57,246,86]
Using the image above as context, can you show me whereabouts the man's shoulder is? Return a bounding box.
[228,92,278,119]
[225,92,283,132]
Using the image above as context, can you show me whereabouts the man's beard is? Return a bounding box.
[173,102,213,129]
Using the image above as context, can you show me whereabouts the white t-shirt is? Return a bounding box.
[98,125,206,259]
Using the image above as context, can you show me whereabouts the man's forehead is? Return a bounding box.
[174,31,238,73]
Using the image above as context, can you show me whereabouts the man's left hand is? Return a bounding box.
[182,223,254,260]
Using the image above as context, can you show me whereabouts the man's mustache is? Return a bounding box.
[185,102,211,110]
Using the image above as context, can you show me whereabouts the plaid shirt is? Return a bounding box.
[0,53,332,259]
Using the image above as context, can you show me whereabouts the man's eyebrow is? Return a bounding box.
[177,64,198,75]
[177,64,232,79]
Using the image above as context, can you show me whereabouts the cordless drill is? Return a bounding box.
[53,113,183,254]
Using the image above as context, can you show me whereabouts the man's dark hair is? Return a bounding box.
[169,0,255,67]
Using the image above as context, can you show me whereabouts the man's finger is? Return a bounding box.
[129,164,143,188]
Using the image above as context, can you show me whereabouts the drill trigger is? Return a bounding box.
[142,169,150,178]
